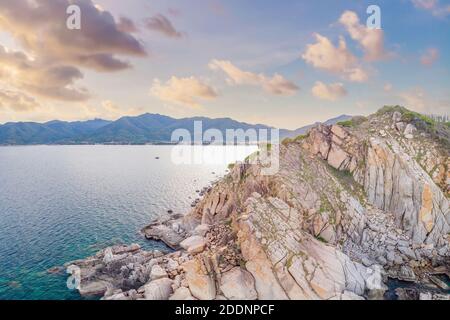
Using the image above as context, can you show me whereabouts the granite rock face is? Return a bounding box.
[66,107,449,300]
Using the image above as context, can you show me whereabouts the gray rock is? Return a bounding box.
[398,246,416,260]
[404,124,417,136]
[392,112,402,122]
[169,287,196,300]
[150,265,168,280]
[79,281,109,297]
[220,267,257,300]
[376,256,388,266]
[398,266,416,281]
[183,259,216,300]
[180,236,206,254]
[144,278,174,300]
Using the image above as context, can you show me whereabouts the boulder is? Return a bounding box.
[398,266,416,282]
[404,124,417,136]
[144,278,174,300]
[79,280,109,297]
[193,224,210,237]
[219,267,257,300]
[169,287,196,300]
[180,236,206,254]
[102,292,131,300]
[150,264,168,280]
[331,125,348,140]
[395,122,406,133]
[392,111,402,122]
[327,144,350,170]
[398,246,416,260]
[183,259,216,300]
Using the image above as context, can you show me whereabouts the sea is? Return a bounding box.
[0,145,256,300]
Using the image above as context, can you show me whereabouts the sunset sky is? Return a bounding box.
[0,0,449,129]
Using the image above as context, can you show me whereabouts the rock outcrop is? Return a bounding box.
[66,106,449,300]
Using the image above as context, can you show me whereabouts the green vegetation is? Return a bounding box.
[319,195,333,214]
[377,105,436,127]
[401,110,435,127]
[376,105,403,115]
[376,105,450,147]
[337,120,354,128]
[294,133,309,142]
[227,163,235,170]
[337,116,368,128]
[282,137,293,146]
[315,236,328,243]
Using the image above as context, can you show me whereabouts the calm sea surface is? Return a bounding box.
[0,145,255,300]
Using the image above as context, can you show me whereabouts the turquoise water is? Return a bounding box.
[0,145,254,300]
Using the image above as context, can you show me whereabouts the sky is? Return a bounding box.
[0,0,449,129]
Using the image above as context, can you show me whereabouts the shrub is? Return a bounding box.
[337,120,354,127]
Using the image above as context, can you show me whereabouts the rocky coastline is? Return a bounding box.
[64,107,449,300]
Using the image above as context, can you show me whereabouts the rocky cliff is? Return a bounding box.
[66,106,449,300]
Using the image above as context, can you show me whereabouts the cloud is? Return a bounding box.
[0,0,148,109]
[339,11,387,61]
[411,0,450,16]
[0,90,40,112]
[167,8,182,17]
[0,0,147,72]
[311,81,347,101]
[397,87,449,114]
[384,83,393,92]
[0,45,89,101]
[302,33,368,82]
[209,59,299,96]
[150,76,218,108]
[145,14,183,38]
[117,16,139,33]
[101,100,144,119]
[399,88,427,111]
[420,48,439,66]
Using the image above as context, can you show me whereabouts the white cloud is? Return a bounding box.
[150,76,218,108]
[209,59,299,96]
[0,0,148,114]
[0,45,89,101]
[101,100,144,119]
[420,48,439,66]
[397,87,449,114]
[412,0,450,16]
[311,81,347,101]
[0,89,40,112]
[339,11,387,61]
[399,88,427,111]
[384,83,393,92]
[302,33,368,82]
[145,14,184,38]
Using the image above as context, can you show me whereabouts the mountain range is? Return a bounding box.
[0,113,351,145]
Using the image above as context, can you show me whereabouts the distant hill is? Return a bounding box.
[0,113,352,145]
[279,114,352,140]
